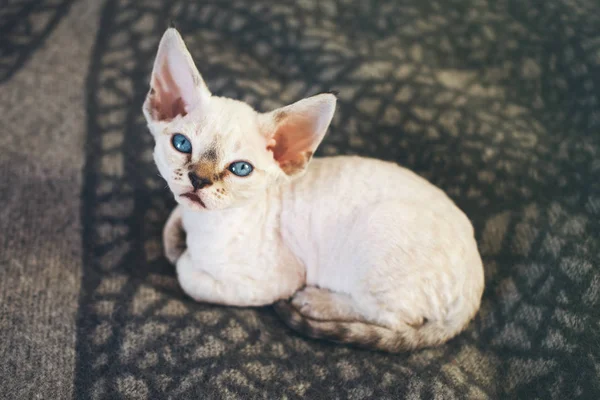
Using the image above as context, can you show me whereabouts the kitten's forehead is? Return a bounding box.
[192,96,260,151]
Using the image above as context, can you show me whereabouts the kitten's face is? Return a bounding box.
[143,28,335,212]
[151,98,283,211]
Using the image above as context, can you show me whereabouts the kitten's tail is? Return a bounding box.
[273,301,458,353]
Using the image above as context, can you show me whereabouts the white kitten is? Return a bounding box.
[142,28,484,352]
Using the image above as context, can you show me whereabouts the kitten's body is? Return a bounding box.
[147,28,484,352]
[167,156,483,351]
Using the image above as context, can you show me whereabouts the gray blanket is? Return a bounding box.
[1,0,599,398]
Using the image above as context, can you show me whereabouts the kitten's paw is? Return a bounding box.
[163,205,185,265]
[291,287,338,321]
[163,222,186,265]
[165,245,185,265]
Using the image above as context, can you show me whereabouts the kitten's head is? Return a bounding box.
[143,28,336,211]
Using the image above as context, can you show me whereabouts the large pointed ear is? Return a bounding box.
[260,93,336,176]
[143,28,210,123]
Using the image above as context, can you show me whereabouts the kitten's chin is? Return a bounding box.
[179,192,208,210]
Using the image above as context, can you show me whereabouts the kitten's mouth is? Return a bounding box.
[181,192,206,208]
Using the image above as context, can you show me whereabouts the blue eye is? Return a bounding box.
[228,161,254,177]
[172,133,192,153]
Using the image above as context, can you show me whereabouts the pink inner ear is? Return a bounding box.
[268,118,317,175]
[263,93,335,175]
[270,120,311,162]
[149,60,189,121]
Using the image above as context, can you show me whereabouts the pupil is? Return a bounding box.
[230,162,252,176]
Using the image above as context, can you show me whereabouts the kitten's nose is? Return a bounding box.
[188,172,212,191]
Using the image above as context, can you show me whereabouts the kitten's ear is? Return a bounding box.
[261,93,336,176]
[143,28,210,123]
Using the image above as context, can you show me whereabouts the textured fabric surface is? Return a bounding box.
[1,0,599,398]
[0,1,101,398]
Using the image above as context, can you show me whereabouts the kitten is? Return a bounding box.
[142,28,484,352]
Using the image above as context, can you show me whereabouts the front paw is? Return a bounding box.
[165,245,185,265]
[163,227,186,265]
